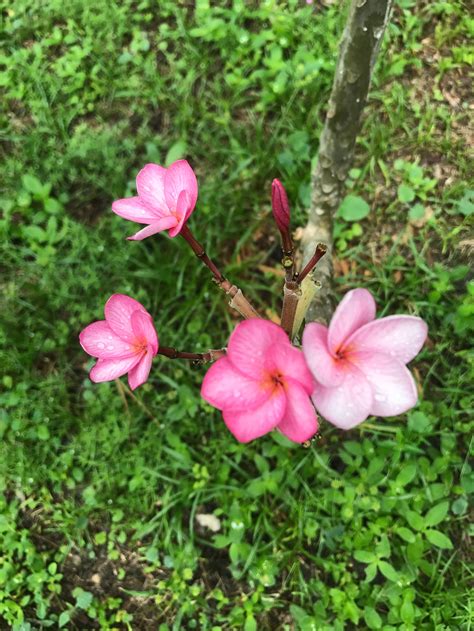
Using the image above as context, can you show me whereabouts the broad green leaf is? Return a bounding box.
[72,587,93,610]
[425,529,453,549]
[400,599,415,624]
[58,611,71,628]
[396,527,416,543]
[354,550,377,564]
[396,464,417,487]
[408,203,425,221]
[378,560,400,582]
[165,140,187,166]
[22,173,45,196]
[338,194,370,222]
[364,606,382,629]
[425,501,449,527]
[398,184,415,203]
[405,510,424,531]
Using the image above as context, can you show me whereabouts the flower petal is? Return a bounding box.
[164,159,198,212]
[127,216,178,241]
[267,342,315,394]
[328,288,376,354]
[302,322,346,387]
[222,389,287,443]
[168,190,191,237]
[89,354,142,383]
[128,348,154,390]
[201,357,271,412]
[104,294,150,343]
[136,163,168,213]
[79,321,136,358]
[349,351,419,417]
[227,319,289,379]
[311,364,373,429]
[277,380,318,443]
[131,310,158,355]
[112,197,160,224]
[345,315,428,364]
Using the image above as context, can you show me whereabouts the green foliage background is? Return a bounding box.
[0,0,472,629]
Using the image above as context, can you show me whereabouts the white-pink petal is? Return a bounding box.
[345,315,428,364]
[136,163,168,213]
[79,321,135,359]
[302,322,345,388]
[201,357,271,412]
[131,310,158,355]
[311,365,373,430]
[349,351,419,417]
[222,389,287,443]
[127,216,178,241]
[164,160,198,212]
[90,354,142,383]
[227,319,289,380]
[328,288,376,354]
[104,294,149,343]
[112,197,161,224]
[277,380,318,443]
[128,348,154,390]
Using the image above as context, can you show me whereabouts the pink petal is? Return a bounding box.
[328,288,376,354]
[79,321,136,359]
[345,315,428,364]
[131,310,158,355]
[349,351,419,417]
[227,319,289,379]
[104,294,150,343]
[201,357,271,412]
[136,163,168,213]
[111,197,161,224]
[128,348,154,390]
[89,354,142,383]
[277,380,318,443]
[222,389,287,443]
[302,322,346,387]
[164,160,198,212]
[168,190,191,237]
[311,364,373,429]
[267,343,315,394]
[127,216,178,241]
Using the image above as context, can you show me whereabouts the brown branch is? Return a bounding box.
[297,243,327,285]
[300,0,393,325]
[280,280,301,337]
[158,346,226,363]
[180,225,260,320]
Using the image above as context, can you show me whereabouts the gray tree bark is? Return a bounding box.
[300,0,393,325]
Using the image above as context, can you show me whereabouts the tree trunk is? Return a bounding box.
[300,0,393,325]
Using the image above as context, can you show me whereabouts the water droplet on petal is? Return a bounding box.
[97,342,105,349]
[374,393,386,402]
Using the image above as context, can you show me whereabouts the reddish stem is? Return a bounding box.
[158,346,226,362]
[296,243,327,284]
[179,225,260,319]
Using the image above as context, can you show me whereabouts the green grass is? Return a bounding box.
[1,0,473,629]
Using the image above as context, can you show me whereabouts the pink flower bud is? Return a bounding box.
[271,179,291,233]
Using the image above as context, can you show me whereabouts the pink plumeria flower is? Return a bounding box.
[79,294,158,390]
[302,288,428,429]
[201,319,318,443]
[112,159,198,241]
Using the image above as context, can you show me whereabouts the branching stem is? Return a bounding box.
[180,225,260,320]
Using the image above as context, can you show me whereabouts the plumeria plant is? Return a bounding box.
[80,159,427,443]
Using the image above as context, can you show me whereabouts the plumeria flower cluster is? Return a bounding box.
[80,160,427,443]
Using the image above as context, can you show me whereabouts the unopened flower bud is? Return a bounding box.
[271,179,291,233]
